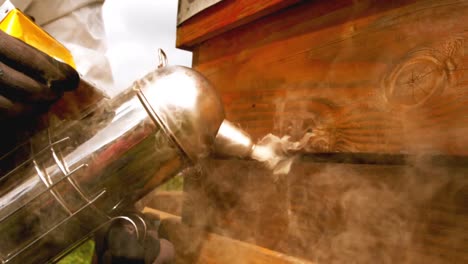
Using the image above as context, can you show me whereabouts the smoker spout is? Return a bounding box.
[213,119,256,159]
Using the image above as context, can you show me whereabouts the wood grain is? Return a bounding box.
[176,0,301,50]
[192,0,468,156]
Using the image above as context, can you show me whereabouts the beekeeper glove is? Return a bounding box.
[99,213,175,264]
[0,30,79,120]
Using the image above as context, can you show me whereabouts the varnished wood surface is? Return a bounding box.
[176,0,301,50]
[192,0,468,156]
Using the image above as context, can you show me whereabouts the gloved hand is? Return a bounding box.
[0,30,79,120]
[95,212,175,264]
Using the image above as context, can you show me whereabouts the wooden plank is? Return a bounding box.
[142,207,181,221]
[143,208,315,264]
[176,0,301,50]
[192,0,468,156]
[137,191,184,216]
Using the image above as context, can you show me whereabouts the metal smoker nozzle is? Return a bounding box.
[213,120,256,159]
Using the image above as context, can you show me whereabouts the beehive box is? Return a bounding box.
[159,1,468,263]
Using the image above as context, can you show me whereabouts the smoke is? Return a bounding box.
[251,133,313,176]
[179,132,468,264]
[249,133,417,263]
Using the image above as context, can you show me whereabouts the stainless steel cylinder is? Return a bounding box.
[0,55,225,264]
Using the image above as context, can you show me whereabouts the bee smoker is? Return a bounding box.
[0,50,257,264]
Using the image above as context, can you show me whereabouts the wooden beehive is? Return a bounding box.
[149,1,468,263]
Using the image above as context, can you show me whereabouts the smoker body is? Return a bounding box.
[0,60,227,263]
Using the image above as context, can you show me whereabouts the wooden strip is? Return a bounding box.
[142,207,181,220]
[176,0,301,50]
[138,191,184,216]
